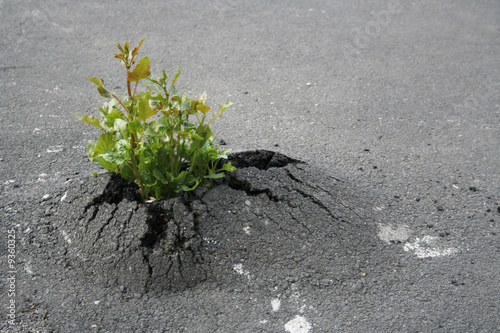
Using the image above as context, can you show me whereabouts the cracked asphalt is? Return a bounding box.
[1,0,499,332]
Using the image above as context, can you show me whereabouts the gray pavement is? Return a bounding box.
[1,0,499,332]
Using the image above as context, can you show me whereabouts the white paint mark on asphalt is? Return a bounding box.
[285,315,312,333]
[61,230,72,244]
[60,191,67,202]
[46,145,63,153]
[233,263,251,280]
[243,226,251,235]
[404,236,459,258]
[42,194,50,201]
[377,223,411,244]
[271,298,281,312]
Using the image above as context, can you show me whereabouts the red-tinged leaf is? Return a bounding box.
[131,38,146,60]
[114,53,126,65]
[127,57,151,82]
[116,42,124,54]
[123,41,129,55]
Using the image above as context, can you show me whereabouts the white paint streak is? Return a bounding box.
[377,223,411,244]
[233,263,251,280]
[46,145,63,153]
[285,315,312,333]
[60,191,67,202]
[404,236,459,258]
[271,298,281,312]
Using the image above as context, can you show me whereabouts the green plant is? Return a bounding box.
[74,39,235,201]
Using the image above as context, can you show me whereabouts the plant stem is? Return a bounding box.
[127,80,133,99]
[133,81,139,99]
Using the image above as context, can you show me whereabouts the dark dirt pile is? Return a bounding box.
[41,150,378,294]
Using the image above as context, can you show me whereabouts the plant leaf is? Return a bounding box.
[128,119,143,137]
[87,133,117,169]
[127,57,151,82]
[181,179,199,191]
[172,67,181,86]
[145,75,164,94]
[73,113,106,131]
[137,94,157,121]
[153,169,169,184]
[113,118,129,138]
[91,132,116,156]
[104,109,125,129]
[212,101,232,120]
[220,162,236,172]
[86,140,96,156]
[205,172,226,179]
[169,67,181,95]
[191,133,204,141]
[96,155,117,172]
[131,38,146,61]
[101,153,126,166]
[85,77,112,98]
[196,103,211,113]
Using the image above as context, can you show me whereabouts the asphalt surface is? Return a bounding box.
[1,0,499,332]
